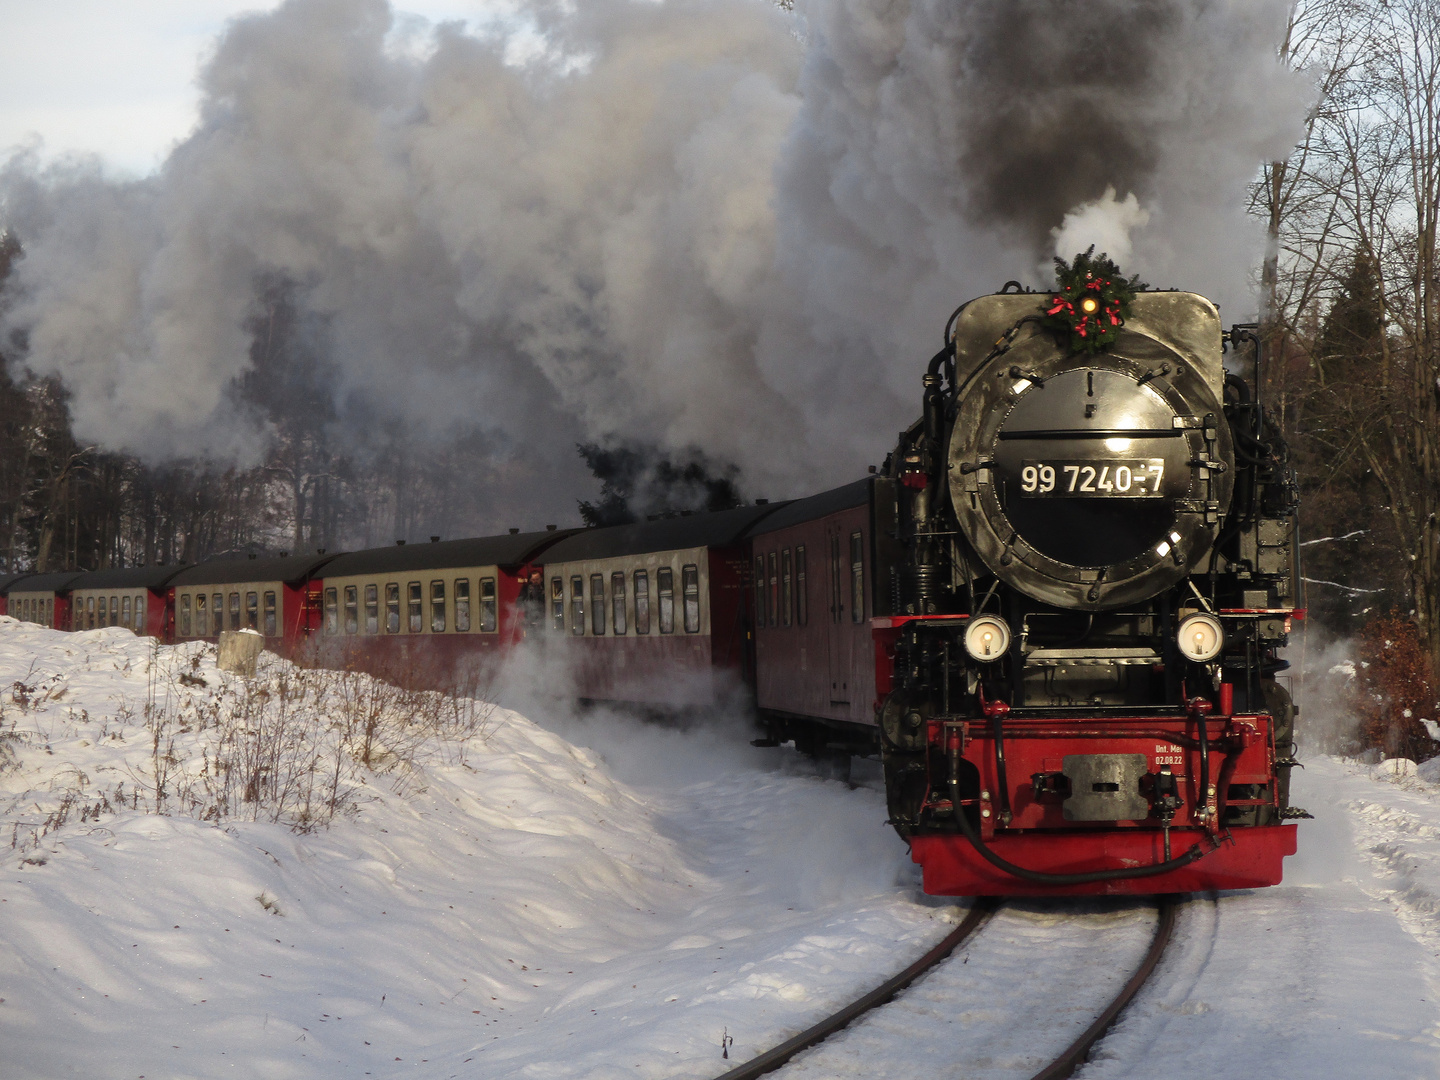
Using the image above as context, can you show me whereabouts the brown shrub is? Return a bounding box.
[1353,613,1438,761]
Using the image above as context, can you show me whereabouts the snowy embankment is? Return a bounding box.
[0,620,943,1079]
[4,619,1440,1079]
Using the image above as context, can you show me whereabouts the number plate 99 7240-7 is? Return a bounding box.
[1018,459,1166,498]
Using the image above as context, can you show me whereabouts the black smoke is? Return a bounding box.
[576,443,743,527]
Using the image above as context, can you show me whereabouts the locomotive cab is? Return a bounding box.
[879,279,1303,896]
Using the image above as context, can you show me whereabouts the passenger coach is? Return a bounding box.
[68,565,189,636]
[541,505,787,708]
[2,572,86,630]
[748,478,898,754]
[310,530,575,674]
[169,553,338,648]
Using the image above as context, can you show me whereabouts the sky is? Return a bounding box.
[0,0,496,176]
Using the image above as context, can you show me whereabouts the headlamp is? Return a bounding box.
[1176,613,1223,663]
[964,615,1011,661]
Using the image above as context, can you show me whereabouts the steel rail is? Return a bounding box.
[1025,895,1180,1080]
[711,898,1001,1080]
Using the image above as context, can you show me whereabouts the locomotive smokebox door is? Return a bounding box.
[1061,754,1150,821]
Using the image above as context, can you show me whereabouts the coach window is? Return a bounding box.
[657,567,675,634]
[455,579,472,633]
[431,580,447,633]
[850,532,865,624]
[408,582,423,633]
[570,576,585,635]
[122,595,133,632]
[344,586,358,634]
[551,577,565,632]
[611,571,627,635]
[768,552,779,628]
[246,591,260,630]
[264,592,278,637]
[753,555,766,629]
[682,565,701,634]
[180,594,192,638]
[590,574,606,636]
[111,596,120,625]
[781,550,793,627]
[829,536,841,623]
[324,588,339,634]
[386,583,400,633]
[99,596,109,628]
[228,593,241,632]
[359,585,376,634]
[135,595,145,630]
[212,594,224,635]
[479,578,497,633]
[87,596,96,629]
[634,570,650,634]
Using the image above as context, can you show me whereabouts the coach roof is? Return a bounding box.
[319,530,578,579]
[170,553,339,588]
[744,478,872,536]
[2,571,88,595]
[543,503,790,564]
[69,565,192,591]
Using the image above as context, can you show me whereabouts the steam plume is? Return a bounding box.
[0,0,1309,505]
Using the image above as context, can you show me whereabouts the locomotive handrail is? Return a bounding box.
[995,427,1183,440]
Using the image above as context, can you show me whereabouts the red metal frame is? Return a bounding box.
[911,824,1298,896]
[905,708,1296,895]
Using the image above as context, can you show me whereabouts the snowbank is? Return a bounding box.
[6,618,1440,1079]
[0,619,940,1078]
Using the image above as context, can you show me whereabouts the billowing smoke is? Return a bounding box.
[0,0,1309,507]
[576,442,742,527]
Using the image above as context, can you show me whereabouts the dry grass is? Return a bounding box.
[4,642,497,852]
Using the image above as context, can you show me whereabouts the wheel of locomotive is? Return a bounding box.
[879,692,930,838]
[948,324,1234,609]
[879,691,930,754]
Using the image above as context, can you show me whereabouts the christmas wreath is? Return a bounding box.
[1042,247,1145,354]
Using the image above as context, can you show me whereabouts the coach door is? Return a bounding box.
[827,526,852,704]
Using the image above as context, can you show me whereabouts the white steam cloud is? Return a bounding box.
[0,0,1310,499]
[1049,188,1151,273]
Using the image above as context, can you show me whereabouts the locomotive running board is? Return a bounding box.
[911,824,1297,897]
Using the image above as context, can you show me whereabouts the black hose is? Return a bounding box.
[948,792,1207,885]
[1224,371,1251,404]
[991,713,1012,826]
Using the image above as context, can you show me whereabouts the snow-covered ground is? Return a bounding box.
[2,619,1439,1079]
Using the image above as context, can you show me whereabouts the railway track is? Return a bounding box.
[713,895,1179,1080]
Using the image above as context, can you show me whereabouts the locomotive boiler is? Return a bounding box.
[877,259,1304,895]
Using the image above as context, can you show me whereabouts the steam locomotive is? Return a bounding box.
[2,270,1304,898]
[870,281,1303,895]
